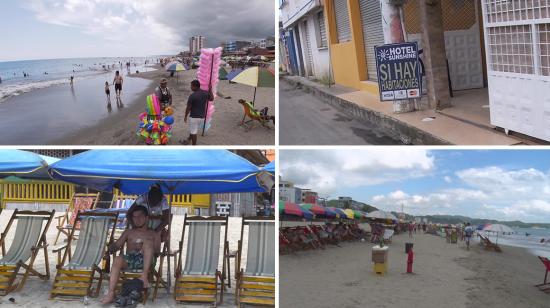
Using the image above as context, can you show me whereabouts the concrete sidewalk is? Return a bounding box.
[281,75,526,145]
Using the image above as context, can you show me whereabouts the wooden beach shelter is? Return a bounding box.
[0,209,55,295]
[47,149,272,295]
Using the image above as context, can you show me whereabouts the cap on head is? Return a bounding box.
[160,78,167,85]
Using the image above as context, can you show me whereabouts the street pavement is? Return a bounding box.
[279,80,403,145]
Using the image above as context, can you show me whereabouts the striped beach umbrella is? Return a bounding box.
[230,66,275,104]
[300,203,326,217]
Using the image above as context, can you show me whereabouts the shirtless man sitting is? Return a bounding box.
[101,205,160,304]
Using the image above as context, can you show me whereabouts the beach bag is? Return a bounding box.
[115,278,143,308]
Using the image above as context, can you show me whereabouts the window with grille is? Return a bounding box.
[538,23,550,75]
[318,11,328,48]
[333,0,351,43]
[485,0,550,23]
[488,25,534,74]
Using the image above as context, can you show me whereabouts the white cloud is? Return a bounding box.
[21,0,274,56]
[444,176,452,183]
[389,190,408,200]
[280,149,435,196]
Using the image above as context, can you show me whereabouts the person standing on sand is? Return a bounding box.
[154,78,172,109]
[180,80,213,146]
[113,71,123,99]
[105,81,111,104]
[464,223,474,251]
[70,76,74,86]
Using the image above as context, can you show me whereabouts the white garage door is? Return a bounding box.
[359,0,385,81]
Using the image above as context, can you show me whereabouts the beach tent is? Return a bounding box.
[0,150,59,180]
[48,149,271,291]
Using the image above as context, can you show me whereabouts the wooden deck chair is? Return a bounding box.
[535,256,550,292]
[174,215,228,306]
[235,217,275,307]
[0,210,55,295]
[54,192,100,245]
[478,234,502,252]
[110,194,138,233]
[50,211,118,299]
[238,100,274,130]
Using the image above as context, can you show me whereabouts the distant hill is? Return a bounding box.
[416,214,550,228]
[325,199,378,213]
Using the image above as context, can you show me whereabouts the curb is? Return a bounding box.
[281,76,452,145]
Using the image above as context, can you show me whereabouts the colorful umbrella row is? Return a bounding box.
[279,201,370,220]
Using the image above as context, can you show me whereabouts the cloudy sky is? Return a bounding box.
[0,0,274,61]
[280,149,550,223]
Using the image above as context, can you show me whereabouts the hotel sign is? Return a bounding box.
[375,42,422,101]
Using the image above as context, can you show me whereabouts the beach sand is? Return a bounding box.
[54,67,275,145]
[280,226,550,308]
[0,209,252,307]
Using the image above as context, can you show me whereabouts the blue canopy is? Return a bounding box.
[48,150,269,194]
[264,160,275,175]
[0,150,59,179]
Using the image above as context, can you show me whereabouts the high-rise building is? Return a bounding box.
[189,35,205,54]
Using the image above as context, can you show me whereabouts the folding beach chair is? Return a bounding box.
[478,234,502,252]
[54,192,100,245]
[0,210,55,295]
[50,211,118,299]
[110,194,138,232]
[174,215,228,306]
[238,100,274,131]
[235,217,275,307]
[535,256,550,293]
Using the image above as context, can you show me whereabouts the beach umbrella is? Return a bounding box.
[226,69,243,81]
[165,62,187,83]
[477,223,490,231]
[229,66,275,104]
[323,207,337,219]
[328,207,347,219]
[279,201,313,220]
[367,210,397,221]
[343,209,355,219]
[263,160,275,176]
[352,210,363,219]
[300,203,326,217]
[0,150,60,180]
[482,224,514,244]
[48,149,271,291]
[218,66,229,80]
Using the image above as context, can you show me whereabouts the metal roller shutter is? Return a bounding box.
[304,20,315,76]
[359,0,384,81]
[334,0,351,43]
[318,11,327,48]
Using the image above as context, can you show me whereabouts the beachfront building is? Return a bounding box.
[280,179,297,203]
[225,40,252,53]
[301,189,319,203]
[320,0,550,142]
[280,0,331,79]
[189,35,205,54]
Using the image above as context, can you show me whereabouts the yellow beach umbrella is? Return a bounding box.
[343,209,355,219]
[230,66,275,104]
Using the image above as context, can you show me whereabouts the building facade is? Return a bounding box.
[279,179,296,203]
[280,0,331,79]
[189,35,206,54]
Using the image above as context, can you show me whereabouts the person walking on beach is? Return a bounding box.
[113,71,123,99]
[70,76,74,86]
[154,78,172,109]
[181,79,214,146]
[408,222,414,238]
[464,223,474,251]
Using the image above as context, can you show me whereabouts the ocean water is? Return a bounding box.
[0,57,158,102]
[479,227,550,258]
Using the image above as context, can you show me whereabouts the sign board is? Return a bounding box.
[375,42,422,101]
[215,201,231,217]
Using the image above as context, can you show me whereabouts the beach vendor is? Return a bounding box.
[101,205,160,304]
[180,79,214,145]
[154,78,172,109]
[113,70,124,98]
[127,184,170,242]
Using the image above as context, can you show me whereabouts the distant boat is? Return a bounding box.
[532,226,546,230]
